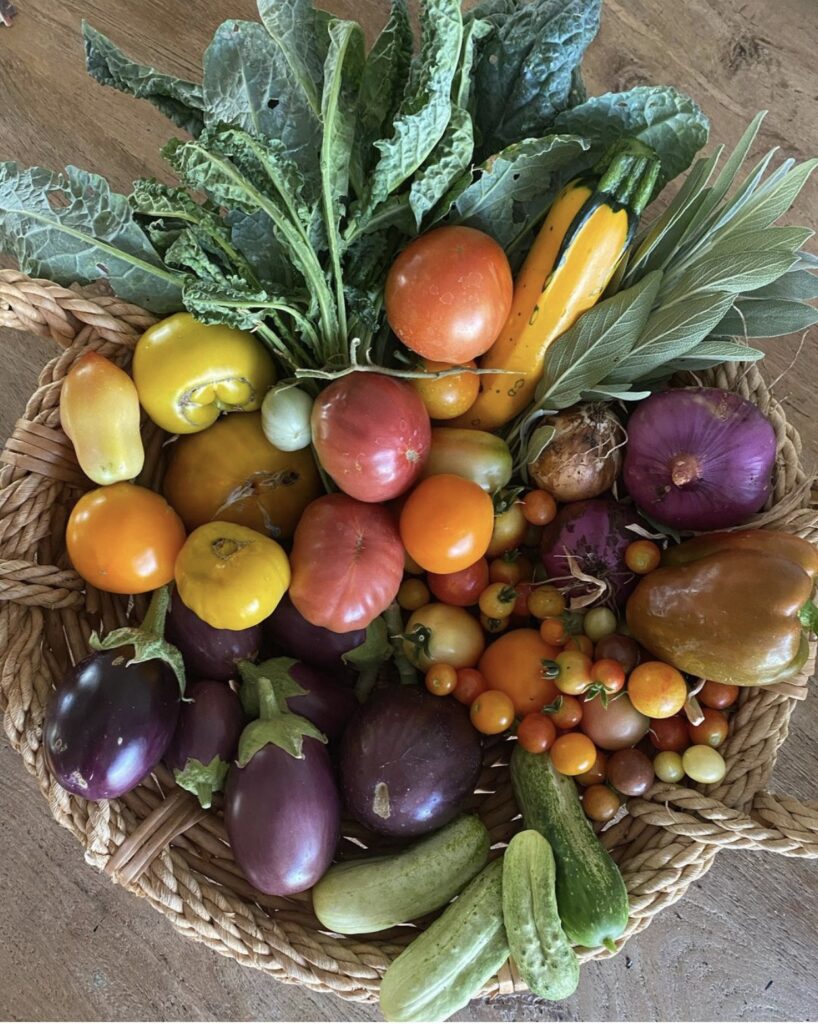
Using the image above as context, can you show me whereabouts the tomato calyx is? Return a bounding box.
[584,682,614,707]
[90,584,187,695]
[399,623,434,660]
[542,696,563,714]
[492,486,525,516]
[236,658,328,764]
[541,658,561,680]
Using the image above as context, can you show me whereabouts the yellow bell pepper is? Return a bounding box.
[60,351,144,485]
[175,521,291,630]
[133,313,276,434]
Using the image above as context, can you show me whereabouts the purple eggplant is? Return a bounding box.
[44,651,180,800]
[167,589,261,682]
[264,594,365,672]
[164,680,244,808]
[225,669,341,895]
[225,739,340,895]
[340,685,482,838]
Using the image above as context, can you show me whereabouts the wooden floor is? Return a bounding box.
[1,1,817,1020]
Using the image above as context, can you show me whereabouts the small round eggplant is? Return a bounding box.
[224,739,340,895]
[166,590,261,682]
[44,651,180,800]
[264,594,364,671]
[340,685,482,838]
[164,680,244,807]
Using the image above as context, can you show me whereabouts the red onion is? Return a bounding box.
[541,499,645,608]
[623,388,776,531]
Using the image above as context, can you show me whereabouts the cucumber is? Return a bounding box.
[510,746,629,950]
[312,814,489,935]
[379,858,508,1023]
[502,830,579,1000]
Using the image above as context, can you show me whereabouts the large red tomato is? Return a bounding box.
[311,373,431,502]
[289,493,404,632]
[385,226,513,363]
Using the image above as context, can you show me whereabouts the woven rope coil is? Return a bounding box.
[1,266,816,1003]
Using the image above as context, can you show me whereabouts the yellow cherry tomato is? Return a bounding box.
[133,313,276,434]
[174,521,290,629]
[163,411,320,540]
[411,359,480,420]
[60,351,144,485]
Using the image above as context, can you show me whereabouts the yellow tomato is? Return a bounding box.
[60,351,144,485]
[133,313,276,434]
[411,360,480,420]
[163,411,321,540]
[174,521,290,630]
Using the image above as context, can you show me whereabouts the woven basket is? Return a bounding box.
[1,265,817,1006]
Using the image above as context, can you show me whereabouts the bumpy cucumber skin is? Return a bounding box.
[379,858,508,1023]
[510,746,629,950]
[312,814,489,935]
[502,830,579,1000]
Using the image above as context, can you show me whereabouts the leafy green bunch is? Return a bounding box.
[0,0,711,375]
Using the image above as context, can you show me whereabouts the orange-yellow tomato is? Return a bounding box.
[163,411,321,540]
[479,628,560,716]
[411,360,480,420]
[550,733,597,776]
[628,661,688,719]
[66,482,185,594]
[399,474,494,574]
[60,351,144,485]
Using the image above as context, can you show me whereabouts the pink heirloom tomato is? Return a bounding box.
[311,372,431,503]
[289,493,404,632]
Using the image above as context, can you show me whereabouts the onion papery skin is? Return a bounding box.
[623,388,777,531]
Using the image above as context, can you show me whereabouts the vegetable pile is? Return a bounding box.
[3,0,818,1019]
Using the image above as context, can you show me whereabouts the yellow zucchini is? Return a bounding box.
[454,140,661,431]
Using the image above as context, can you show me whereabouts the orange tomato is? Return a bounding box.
[628,661,688,719]
[163,411,320,540]
[516,712,557,754]
[479,628,560,715]
[66,482,185,594]
[425,663,458,696]
[522,489,557,526]
[411,359,480,420]
[550,733,597,776]
[470,689,515,735]
[400,474,494,574]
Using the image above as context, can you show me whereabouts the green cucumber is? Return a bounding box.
[502,830,579,1000]
[312,814,489,935]
[379,858,508,1023]
[511,746,629,950]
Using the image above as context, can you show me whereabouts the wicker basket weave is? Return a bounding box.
[1,265,817,1005]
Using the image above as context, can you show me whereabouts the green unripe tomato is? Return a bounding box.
[654,750,685,783]
[583,607,618,642]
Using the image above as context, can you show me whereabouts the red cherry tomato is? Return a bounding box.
[688,708,729,748]
[699,681,740,709]
[517,713,557,754]
[427,558,489,607]
[545,694,583,730]
[453,667,488,705]
[522,490,558,526]
[648,716,690,753]
[385,226,513,363]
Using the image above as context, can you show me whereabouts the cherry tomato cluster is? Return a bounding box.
[409,510,736,825]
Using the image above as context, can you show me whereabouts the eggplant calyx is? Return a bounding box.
[238,657,304,718]
[342,617,391,670]
[90,585,186,695]
[174,755,230,810]
[237,676,327,765]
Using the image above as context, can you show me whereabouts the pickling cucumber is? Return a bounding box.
[502,829,579,999]
[312,814,489,934]
[379,858,508,1022]
[511,746,629,950]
